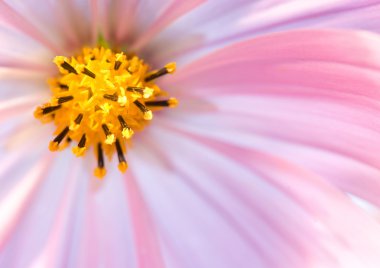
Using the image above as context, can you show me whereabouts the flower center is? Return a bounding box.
[34,46,177,178]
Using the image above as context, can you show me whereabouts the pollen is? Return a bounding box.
[34,46,177,178]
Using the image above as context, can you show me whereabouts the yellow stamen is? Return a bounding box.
[143,87,154,98]
[34,46,177,177]
[118,162,128,173]
[49,141,59,151]
[72,146,86,157]
[165,62,176,74]
[122,127,134,139]
[167,98,179,108]
[143,110,153,120]
[94,167,106,178]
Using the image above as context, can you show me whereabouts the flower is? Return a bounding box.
[1,1,380,268]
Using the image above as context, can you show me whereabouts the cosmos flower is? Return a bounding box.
[1,1,380,268]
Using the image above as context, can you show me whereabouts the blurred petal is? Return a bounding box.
[72,167,136,268]
[169,29,380,98]
[0,70,50,152]
[129,126,380,267]
[126,170,166,268]
[0,26,53,71]
[151,0,380,64]
[1,0,94,53]
[130,0,206,51]
[29,160,82,268]
[0,1,60,53]
[109,0,205,48]
[161,29,380,208]
[0,152,52,258]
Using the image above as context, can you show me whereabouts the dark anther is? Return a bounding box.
[115,139,126,164]
[103,94,118,102]
[145,67,169,82]
[114,61,122,70]
[102,124,111,136]
[117,115,128,129]
[78,134,86,148]
[53,126,70,144]
[97,143,105,168]
[58,83,69,90]
[58,96,74,104]
[82,67,96,78]
[42,105,62,114]
[133,100,148,113]
[61,62,78,74]
[127,87,145,95]
[74,113,83,124]
[145,100,171,107]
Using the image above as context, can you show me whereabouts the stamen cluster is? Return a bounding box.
[34,47,177,178]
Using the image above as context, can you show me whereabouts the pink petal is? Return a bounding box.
[0,1,60,53]
[90,0,138,45]
[129,136,272,268]
[125,169,166,268]
[29,160,81,267]
[169,29,380,89]
[203,96,380,206]
[2,156,74,267]
[0,71,50,148]
[1,0,94,53]
[0,95,43,125]
[130,0,206,52]
[70,166,137,268]
[0,27,53,71]
[0,153,52,254]
[161,29,380,207]
[151,0,380,64]
[112,0,140,43]
[238,0,380,34]
[129,125,380,267]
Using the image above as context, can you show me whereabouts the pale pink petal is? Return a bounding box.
[130,0,206,52]
[237,0,380,34]
[29,160,81,267]
[148,0,264,63]
[89,0,100,44]
[128,135,271,268]
[0,153,52,254]
[128,125,380,267]
[202,96,380,206]
[1,0,94,53]
[94,0,173,46]
[72,166,137,268]
[0,26,53,71]
[0,1,60,53]
[151,0,380,64]
[112,0,140,43]
[125,169,166,268]
[158,107,380,206]
[92,0,136,44]
[159,30,380,207]
[88,0,205,50]
[0,152,105,267]
[0,68,50,144]
[168,29,380,89]
[0,78,75,267]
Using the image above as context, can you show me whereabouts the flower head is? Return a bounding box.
[1,1,380,268]
[34,45,177,177]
